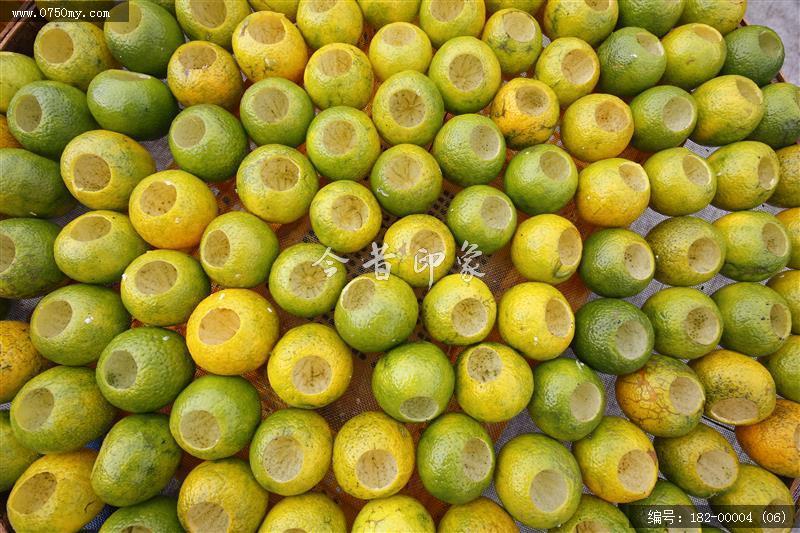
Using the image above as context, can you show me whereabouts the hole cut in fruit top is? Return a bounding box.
[448,54,483,91]
[389,89,426,127]
[172,115,206,149]
[595,101,629,133]
[189,0,227,28]
[178,45,217,70]
[139,181,177,216]
[70,215,111,242]
[430,0,465,22]
[319,48,353,77]
[503,11,536,42]
[13,94,42,132]
[561,49,595,85]
[38,28,73,63]
[253,87,289,123]
[247,13,287,44]
[9,472,57,515]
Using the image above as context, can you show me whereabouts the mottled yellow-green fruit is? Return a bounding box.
[679,0,745,35]
[358,0,420,28]
[533,37,599,107]
[437,497,517,533]
[617,0,685,37]
[714,211,789,282]
[428,37,502,114]
[642,287,722,360]
[95,326,195,413]
[768,271,800,334]
[597,27,666,97]
[712,282,791,358]
[91,414,181,507]
[708,465,794,533]
[0,51,43,113]
[7,449,102,533]
[175,0,250,49]
[767,144,800,209]
[120,249,211,326]
[237,144,319,224]
[0,322,49,404]
[761,336,800,402]
[489,78,558,149]
[249,408,332,495]
[643,147,714,215]
[250,0,298,19]
[259,493,346,533]
[447,187,516,256]
[353,495,435,533]
[736,398,800,479]
[486,0,543,12]
[433,114,506,186]
[0,115,21,148]
[305,106,381,181]
[418,0,485,48]
[167,41,243,110]
[332,411,415,499]
[660,23,726,90]
[576,158,650,227]
[529,357,605,442]
[543,0,618,46]
[372,342,454,422]
[646,216,726,287]
[630,86,698,154]
[54,211,147,285]
[708,141,779,211]
[503,144,578,215]
[297,0,363,49]
[34,21,117,90]
[370,144,443,217]
[481,8,542,75]
[178,458,269,533]
[371,70,445,147]
[0,148,75,219]
[199,211,280,288]
[186,289,280,375]
[455,342,533,423]
[579,228,655,298]
[495,433,582,528]
[7,80,97,160]
[384,214,456,288]
[267,323,353,408]
[498,282,574,360]
[169,375,261,460]
[232,11,308,83]
[690,349,776,425]
[268,242,347,318]
[616,354,705,437]
[552,494,633,533]
[368,22,433,81]
[749,83,800,150]
[239,78,314,148]
[334,273,419,352]
[561,94,634,162]
[304,44,374,110]
[99,496,182,533]
[417,413,495,504]
[0,411,39,492]
[574,416,658,503]
[0,218,66,300]
[29,284,130,366]
[10,366,117,454]
[60,129,156,211]
[776,207,800,268]
[691,75,764,146]
[310,181,383,253]
[511,214,582,284]
[619,479,697,533]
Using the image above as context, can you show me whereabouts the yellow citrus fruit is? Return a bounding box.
[309,180,383,253]
[0,51,43,113]
[167,40,243,110]
[767,144,800,208]
[660,23,727,90]
[576,158,650,227]
[0,411,38,492]
[708,464,794,526]
[0,115,21,148]
[691,74,765,146]
[709,140,779,211]
[352,495,435,533]
[384,214,456,288]
[561,94,634,162]
[511,214,582,284]
[542,0,618,47]
[128,169,218,249]
[186,289,280,375]
[174,0,250,49]
[498,281,574,360]
[533,37,599,107]
[297,0,363,49]
[643,147,715,216]
[438,497,517,533]
[259,493,346,533]
[422,274,497,345]
[428,36,502,114]
[767,271,800,334]
[304,44,374,110]
[679,0,746,35]
[250,0,299,19]
[368,22,433,82]
[486,0,544,12]
[371,70,445,147]
[776,207,800,269]
[0,321,49,403]
[646,216,726,287]
[305,106,382,181]
[33,21,117,91]
[418,0,485,47]
[239,78,314,148]
[232,11,308,83]
[369,144,443,217]
[332,411,415,499]
[490,78,559,149]
[358,0,421,28]
[735,398,800,479]
[481,8,542,75]
[761,336,799,402]
[553,494,633,533]
[267,323,353,408]
[573,416,659,503]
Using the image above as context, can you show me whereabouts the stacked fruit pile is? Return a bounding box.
[0,0,798,531]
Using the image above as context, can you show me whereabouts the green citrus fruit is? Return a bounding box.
[579,228,654,298]
[432,114,506,186]
[0,51,43,113]
[437,497,517,533]
[446,185,516,254]
[489,78,559,148]
[768,270,799,334]
[0,147,75,218]
[617,0,685,37]
[0,218,66,299]
[661,23,726,90]
[777,207,800,268]
[646,216,726,287]
[368,21,433,81]
[33,21,117,91]
[597,27,666,96]
[561,94,634,162]
[643,147,714,215]
[503,144,577,215]
[748,82,800,150]
[99,496,182,533]
[371,70,445,147]
[384,214,456,288]
[305,106,382,182]
[512,214,582,285]
[553,494,633,533]
[239,78,314,148]
[630,86,698,153]
[369,143,443,217]
[714,210,790,281]
[481,8,542,75]
[761,336,799,402]
[486,0,544,12]
[721,25,784,86]
[533,37,599,107]
[619,480,695,533]
[691,74,764,146]
[428,36,501,114]
[174,0,250,48]
[0,411,39,492]
[708,464,794,529]
[310,181,383,253]
[304,44,374,110]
